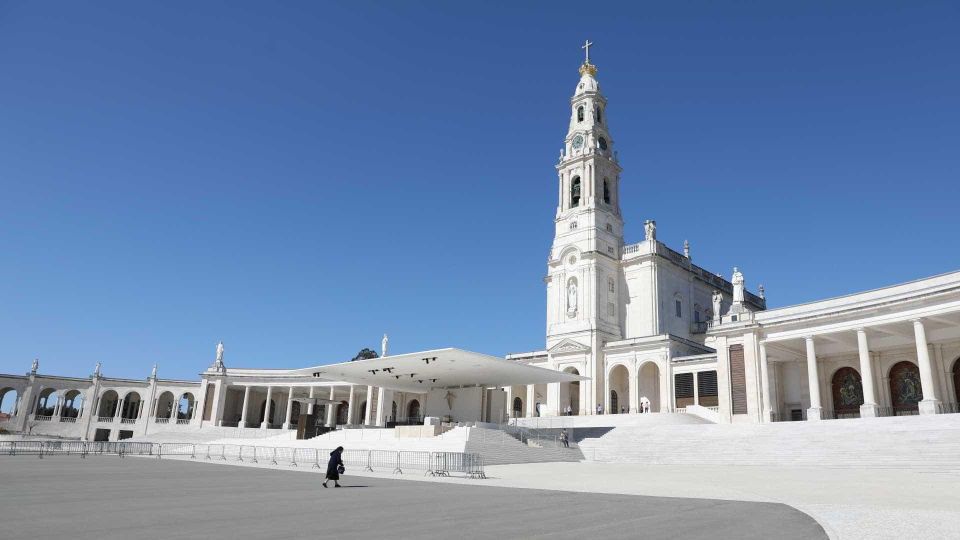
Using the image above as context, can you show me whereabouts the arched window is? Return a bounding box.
[570,177,581,208]
[512,397,522,415]
[889,361,922,415]
[610,390,618,414]
[831,367,863,418]
[577,106,584,122]
[603,178,611,204]
[407,399,421,420]
[595,106,602,123]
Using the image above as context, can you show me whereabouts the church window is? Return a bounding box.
[598,137,608,151]
[596,106,602,123]
[675,299,682,318]
[603,179,611,204]
[570,177,581,208]
[577,106,584,122]
[605,223,612,232]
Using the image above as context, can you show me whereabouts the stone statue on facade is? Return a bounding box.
[758,284,765,300]
[30,358,38,374]
[711,290,722,321]
[644,220,657,241]
[444,390,456,410]
[382,334,389,357]
[151,363,158,379]
[683,239,690,259]
[567,280,578,315]
[213,340,225,372]
[732,267,745,304]
[94,361,102,377]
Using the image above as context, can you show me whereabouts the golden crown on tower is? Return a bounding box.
[579,62,597,76]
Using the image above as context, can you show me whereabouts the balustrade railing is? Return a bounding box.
[155,417,171,424]
[120,418,136,424]
[35,415,53,422]
[97,415,113,423]
[176,418,191,425]
[60,417,77,423]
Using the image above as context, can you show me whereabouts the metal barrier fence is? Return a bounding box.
[0,440,485,479]
[0,440,156,458]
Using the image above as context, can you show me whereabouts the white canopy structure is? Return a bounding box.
[296,348,587,393]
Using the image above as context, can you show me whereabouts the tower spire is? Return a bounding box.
[579,40,597,77]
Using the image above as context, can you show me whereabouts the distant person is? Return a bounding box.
[597,403,603,415]
[640,396,651,414]
[559,429,569,448]
[564,405,572,416]
[620,406,625,414]
[322,446,345,488]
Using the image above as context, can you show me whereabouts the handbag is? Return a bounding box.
[337,464,345,475]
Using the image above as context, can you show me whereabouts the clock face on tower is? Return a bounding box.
[572,134,584,150]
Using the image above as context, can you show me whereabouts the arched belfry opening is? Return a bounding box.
[570,177,581,208]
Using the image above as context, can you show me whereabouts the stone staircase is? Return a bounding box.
[578,414,960,471]
[465,427,583,465]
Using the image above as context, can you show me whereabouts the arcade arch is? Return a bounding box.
[638,362,661,412]
[560,367,580,415]
[608,364,630,413]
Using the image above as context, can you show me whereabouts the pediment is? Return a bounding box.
[548,339,591,355]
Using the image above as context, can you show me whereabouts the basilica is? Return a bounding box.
[2,48,959,442]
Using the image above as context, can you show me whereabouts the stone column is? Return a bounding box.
[283,386,294,429]
[376,387,392,426]
[364,386,374,425]
[239,386,251,428]
[307,386,315,415]
[603,371,612,414]
[526,385,536,417]
[693,372,700,408]
[326,386,336,427]
[856,329,879,417]
[114,394,124,421]
[346,385,356,425]
[759,342,773,422]
[805,337,823,421]
[53,393,62,419]
[262,386,274,428]
[913,319,941,414]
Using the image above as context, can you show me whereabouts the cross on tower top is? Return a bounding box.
[582,40,593,64]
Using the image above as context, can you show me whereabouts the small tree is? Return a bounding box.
[350,348,379,362]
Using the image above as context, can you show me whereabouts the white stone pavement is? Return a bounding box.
[152,455,958,540]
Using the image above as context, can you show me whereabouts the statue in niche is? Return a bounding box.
[732,267,745,304]
[644,220,657,241]
[567,280,578,315]
[711,290,722,321]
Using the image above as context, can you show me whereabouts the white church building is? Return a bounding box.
[2,47,959,442]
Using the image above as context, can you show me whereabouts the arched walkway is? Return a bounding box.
[560,367,580,415]
[120,391,141,420]
[407,399,420,421]
[97,390,119,418]
[638,362,661,412]
[62,390,84,419]
[35,388,57,416]
[177,393,195,421]
[155,391,176,420]
[0,388,20,417]
[889,361,922,415]
[830,367,863,418]
[608,364,630,413]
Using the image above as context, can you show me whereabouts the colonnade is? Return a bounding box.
[760,318,948,421]
[229,384,404,429]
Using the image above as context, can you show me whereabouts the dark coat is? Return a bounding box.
[326,449,344,480]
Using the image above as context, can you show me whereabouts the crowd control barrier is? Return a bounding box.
[0,440,486,479]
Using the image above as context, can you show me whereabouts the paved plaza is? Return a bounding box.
[0,456,825,540]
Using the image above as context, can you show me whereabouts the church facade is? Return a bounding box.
[2,50,960,442]
[504,52,960,425]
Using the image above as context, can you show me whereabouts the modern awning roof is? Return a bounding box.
[294,348,587,393]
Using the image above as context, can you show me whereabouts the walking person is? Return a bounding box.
[322,446,345,488]
[559,429,569,448]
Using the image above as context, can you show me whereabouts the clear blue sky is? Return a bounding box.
[1,2,958,380]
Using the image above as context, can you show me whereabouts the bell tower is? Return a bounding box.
[545,42,624,415]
